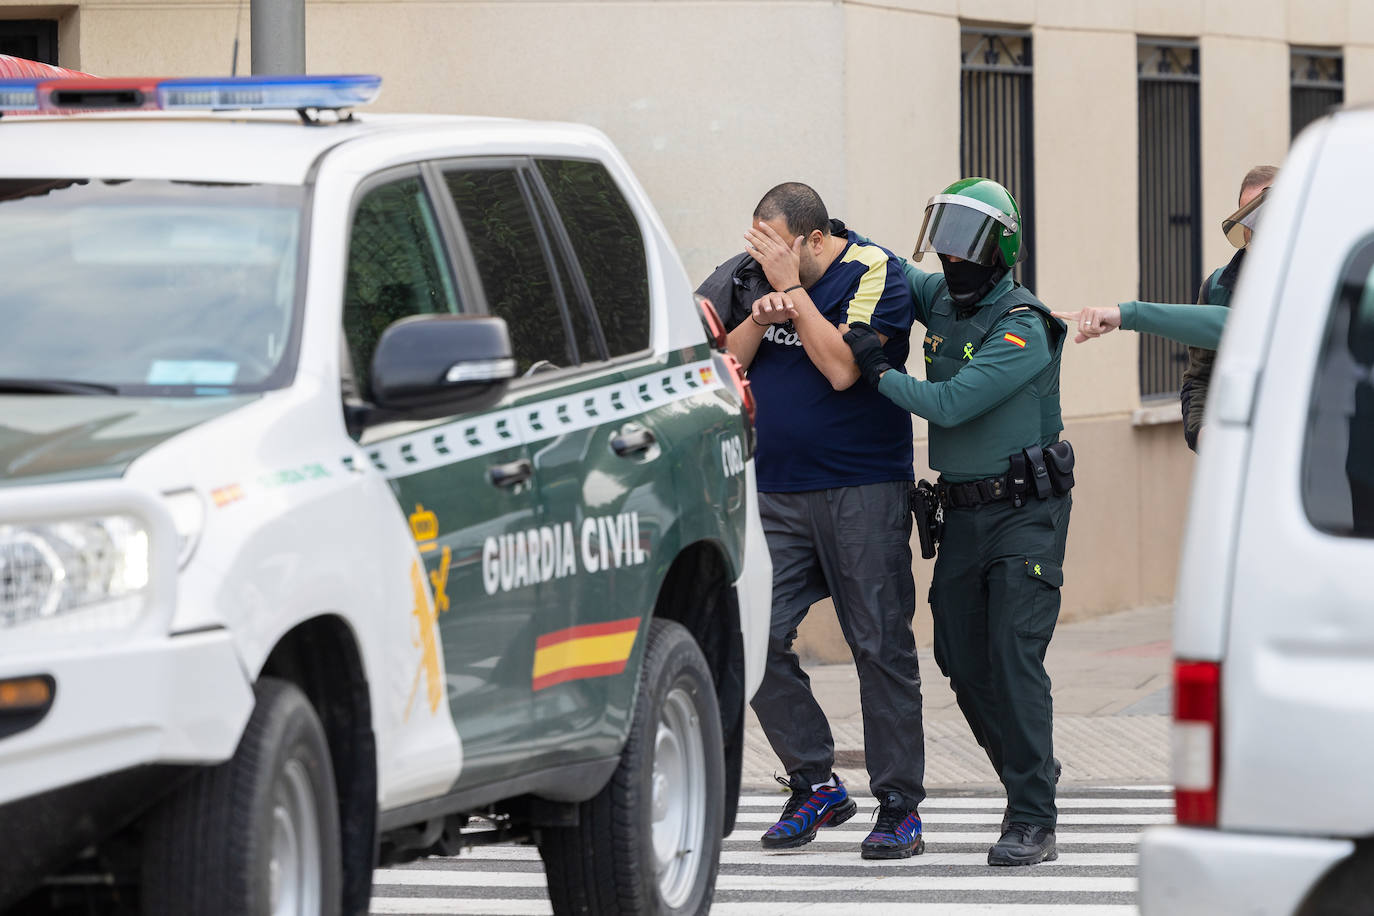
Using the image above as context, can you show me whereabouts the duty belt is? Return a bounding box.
[936,475,1012,509]
[936,441,1077,510]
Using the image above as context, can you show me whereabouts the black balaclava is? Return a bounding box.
[940,253,1005,307]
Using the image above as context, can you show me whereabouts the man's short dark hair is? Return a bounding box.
[753,182,830,238]
[1239,165,1278,202]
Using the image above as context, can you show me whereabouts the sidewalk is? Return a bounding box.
[742,603,1172,791]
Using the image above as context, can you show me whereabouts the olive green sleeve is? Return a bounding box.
[1119,301,1229,350]
[900,261,945,328]
[876,312,1051,426]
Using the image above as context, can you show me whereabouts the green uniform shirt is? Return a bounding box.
[878,266,1063,481]
[1118,300,1229,350]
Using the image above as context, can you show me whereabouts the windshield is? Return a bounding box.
[0,178,305,396]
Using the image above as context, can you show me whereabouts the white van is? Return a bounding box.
[1138,107,1374,914]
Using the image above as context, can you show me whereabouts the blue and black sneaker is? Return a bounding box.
[760,773,857,850]
[860,791,925,859]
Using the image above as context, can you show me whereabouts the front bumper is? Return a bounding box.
[0,763,190,910]
[1139,825,1354,915]
[0,628,254,806]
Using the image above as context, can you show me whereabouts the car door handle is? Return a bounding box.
[611,426,656,457]
[488,458,533,488]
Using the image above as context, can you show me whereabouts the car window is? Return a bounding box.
[0,178,303,395]
[536,159,650,357]
[548,235,605,363]
[442,168,573,376]
[1303,235,1374,536]
[343,175,459,399]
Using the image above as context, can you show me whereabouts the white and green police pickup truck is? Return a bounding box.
[0,75,770,916]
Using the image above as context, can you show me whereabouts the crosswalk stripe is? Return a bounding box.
[370,904,1139,916]
[735,811,1171,824]
[370,851,1132,878]
[720,850,1139,867]
[401,829,1149,861]
[372,872,1134,891]
[738,795,1172,809]
[371,902,545,915]
[708,906,1139,915]
[723,831,1144,845]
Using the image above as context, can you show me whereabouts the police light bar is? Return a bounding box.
[0,81,39,111]
[0,74,381,114]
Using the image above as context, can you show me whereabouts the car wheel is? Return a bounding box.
[540,618,725,915]
[141,677,343,916]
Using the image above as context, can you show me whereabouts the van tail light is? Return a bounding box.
[721,352,755,428]
[695,295,755,449]
[1173,660,1221,826]
[696,295,728,350]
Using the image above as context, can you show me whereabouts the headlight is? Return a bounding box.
[0,516,150,632]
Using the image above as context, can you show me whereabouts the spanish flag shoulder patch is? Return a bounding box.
[1003,332,1027,348]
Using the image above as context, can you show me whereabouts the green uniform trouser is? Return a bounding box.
[930,490,1071,829]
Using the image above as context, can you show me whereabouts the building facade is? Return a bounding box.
[4,0,1370,657]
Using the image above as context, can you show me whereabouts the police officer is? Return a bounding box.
[844,177,1071,866]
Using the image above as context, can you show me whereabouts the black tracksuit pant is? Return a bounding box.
[749,480,927,811]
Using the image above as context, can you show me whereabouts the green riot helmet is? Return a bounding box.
[913,177,1023,269]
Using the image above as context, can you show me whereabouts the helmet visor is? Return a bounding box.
[1222,187,1269,248]
[913,195,1017,267]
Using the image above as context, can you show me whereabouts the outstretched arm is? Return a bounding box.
[1055,302,1229,350]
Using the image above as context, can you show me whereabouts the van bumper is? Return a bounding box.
[0,628,254,806]
[1139,825,1354,915]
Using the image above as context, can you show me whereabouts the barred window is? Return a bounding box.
[1137,38,1201,399]
[1291,47,1343,140]
[960,26,1035,290]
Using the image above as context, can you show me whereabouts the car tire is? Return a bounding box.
[540,618,725,915]
[140,676,343,916]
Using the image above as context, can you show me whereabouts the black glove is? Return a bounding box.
[843,322,891,387]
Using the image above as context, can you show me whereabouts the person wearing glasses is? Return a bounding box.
[1058,167,1277,451]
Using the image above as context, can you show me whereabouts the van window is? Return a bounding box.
[443,167,573,376]
[536,160,650,357]
[1303,237,1374,536]
[343,175,459,400]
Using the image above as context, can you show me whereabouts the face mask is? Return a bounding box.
[939,254,1002,305]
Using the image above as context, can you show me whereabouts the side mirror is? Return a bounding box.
[369,314,516,420]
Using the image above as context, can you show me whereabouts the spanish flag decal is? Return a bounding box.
[532,616,641,691]
[1003,332,1027,348]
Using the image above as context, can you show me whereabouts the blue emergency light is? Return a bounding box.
[0,74,381,114]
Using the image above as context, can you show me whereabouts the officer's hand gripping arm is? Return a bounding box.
[843,322,892,387]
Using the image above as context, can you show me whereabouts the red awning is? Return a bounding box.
[0,54,91,79]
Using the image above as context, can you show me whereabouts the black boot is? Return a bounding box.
[988,822,1057,866]
[1000,757,1061,832]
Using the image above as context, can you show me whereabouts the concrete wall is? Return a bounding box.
[4,0,1372,660]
